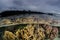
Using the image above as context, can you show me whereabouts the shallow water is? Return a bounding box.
[54,37,60,40]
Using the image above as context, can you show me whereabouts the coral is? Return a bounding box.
[3,24,58,40]
[3,31,16,40]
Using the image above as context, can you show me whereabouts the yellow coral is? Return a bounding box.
[3,31,16,40]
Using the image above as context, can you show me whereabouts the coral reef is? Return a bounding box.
[3,24,58,40]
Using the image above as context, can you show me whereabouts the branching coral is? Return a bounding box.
[3,31,16,40]
[3,24,58,40]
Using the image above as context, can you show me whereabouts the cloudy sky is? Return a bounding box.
[0,0,60,14]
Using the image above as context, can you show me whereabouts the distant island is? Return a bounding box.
[0,10,54,17]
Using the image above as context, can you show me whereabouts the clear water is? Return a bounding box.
[54,37,60,40]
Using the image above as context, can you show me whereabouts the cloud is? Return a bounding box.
[0,0,60,14]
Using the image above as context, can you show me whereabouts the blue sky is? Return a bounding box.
[0,0,60,14]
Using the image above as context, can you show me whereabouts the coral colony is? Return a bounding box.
[0,11,59,40]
